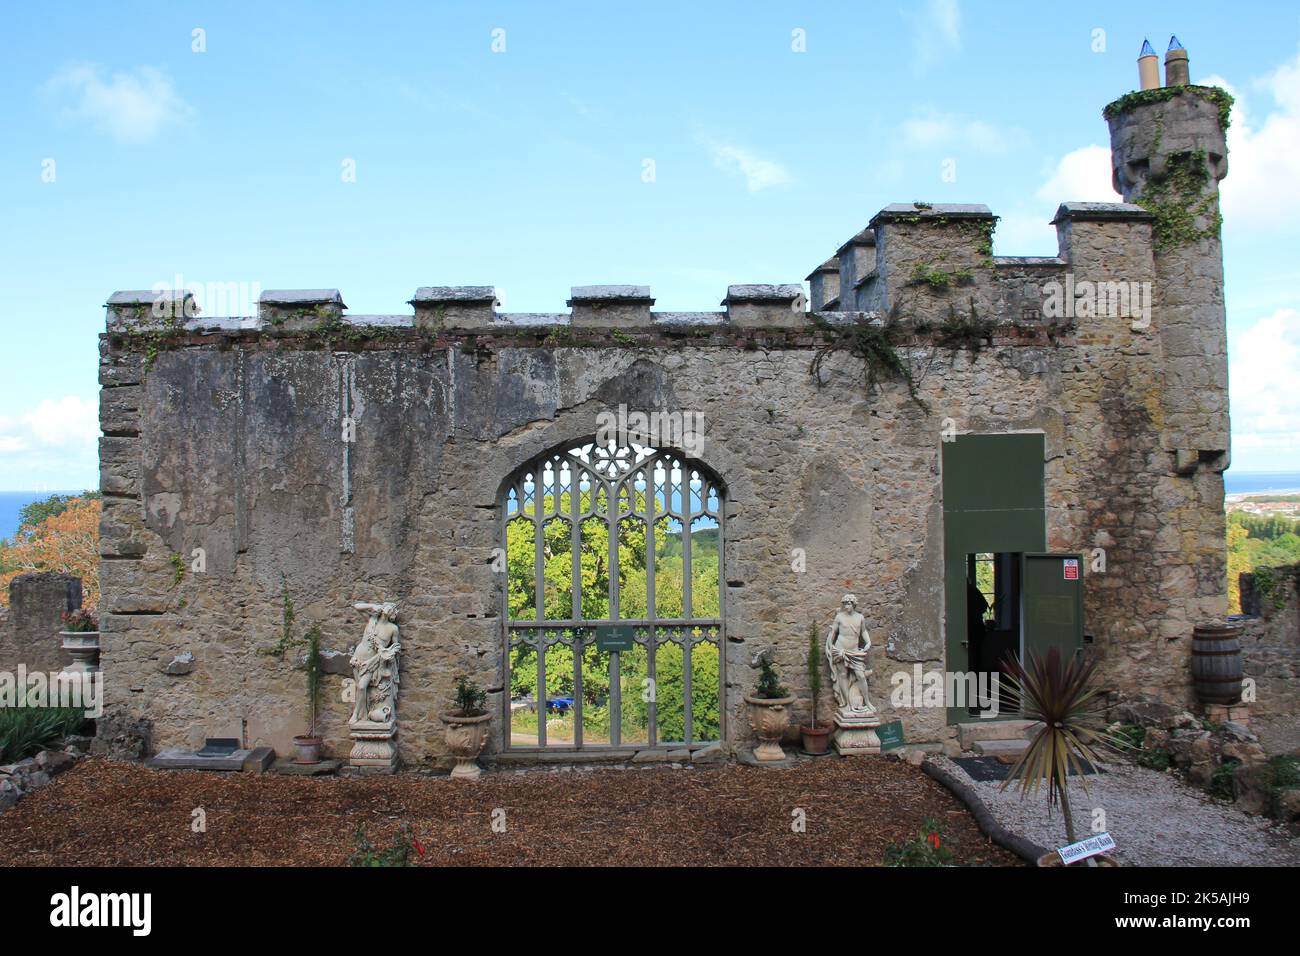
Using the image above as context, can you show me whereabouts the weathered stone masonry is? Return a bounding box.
[96,88,1231,764]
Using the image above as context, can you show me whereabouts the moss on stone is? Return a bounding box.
[1103,84,1234,131]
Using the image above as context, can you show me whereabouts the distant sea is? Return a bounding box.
[0,490,87,541]
[1224,471,1300,497]
[1,472,1297,540]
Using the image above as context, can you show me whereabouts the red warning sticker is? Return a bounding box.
[1063,558,1079,580]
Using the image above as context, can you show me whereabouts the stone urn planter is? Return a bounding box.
[441,712,491,779]
[744,694,795,761]
[58,631,100,674]
[59,609,101,676]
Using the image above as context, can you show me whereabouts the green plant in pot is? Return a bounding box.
[293,623,325,764]
[800,620,833,754]
[744,651,794,762]
[440,675,491,780]
[1000,647,1128,867]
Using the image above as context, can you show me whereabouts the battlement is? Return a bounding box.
[102,201,1165,340]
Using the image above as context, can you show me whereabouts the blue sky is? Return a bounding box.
[2,0,1298,488]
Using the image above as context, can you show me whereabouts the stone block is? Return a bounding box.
[411,286,498,330]
[567,286,653,327]
[722,284,807,328]
[257,289,345,330]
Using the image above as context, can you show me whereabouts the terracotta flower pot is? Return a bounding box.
[800,720,834,755]
[744,694,795,762]
[441,712,491,780]
[293,735,322,764]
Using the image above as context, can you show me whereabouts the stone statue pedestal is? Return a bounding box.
[832,712,882,756]
[348,719,398,773]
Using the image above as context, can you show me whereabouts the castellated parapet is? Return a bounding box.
[95,87,1232,765]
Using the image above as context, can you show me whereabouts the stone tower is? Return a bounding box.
[1106,80,1233,630]
[1107,84,1230,471]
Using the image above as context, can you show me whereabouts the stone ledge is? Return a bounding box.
[1051,202,1153,224]
[871,203,996,225]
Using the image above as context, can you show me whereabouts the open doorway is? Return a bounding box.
[965,552,1020,716]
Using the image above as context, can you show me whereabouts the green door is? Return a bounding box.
[942,433,1046,724]
[1020,553,1084,663]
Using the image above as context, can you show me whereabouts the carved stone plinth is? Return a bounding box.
[348,720,397,772]
[833,713,882,756]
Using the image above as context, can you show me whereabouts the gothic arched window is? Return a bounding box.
[501,439,724,750]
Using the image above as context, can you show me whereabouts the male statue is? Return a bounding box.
[825,593,876,717]
[350,602,401,725]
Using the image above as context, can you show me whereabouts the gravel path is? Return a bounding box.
[933,756,1300,866]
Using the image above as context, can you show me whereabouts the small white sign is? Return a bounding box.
[1056,831,1116,865]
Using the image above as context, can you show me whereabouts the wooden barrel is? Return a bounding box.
[1191,622,1244,705]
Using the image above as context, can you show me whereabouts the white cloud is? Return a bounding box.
[42,63,193,143]
[0,396,99,490]
[1200,50,1300,230]
[1229,308,1300,470]
[901,109,1009,153]
[703,139,793,193]
[1034,145,1119,204]
[911,0,962,70]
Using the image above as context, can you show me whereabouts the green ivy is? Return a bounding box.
[1135,149,1222,252]
[810,311,924,409]
[1103,84,1235,132]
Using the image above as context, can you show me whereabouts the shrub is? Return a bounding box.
[60,608,98,633]
[0,705,87,763]
[452,675,487,717]
[883,818,954,867]
[1210,760,1240,801]
[302,623,324,737]
[1111,723,1145,751]
[754,653,788,700]
[1269,754,1300,790]
[347,825,423,866]
[1137,749,1172,772]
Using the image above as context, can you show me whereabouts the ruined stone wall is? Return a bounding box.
[95,91,1235,762]
[0,573,81,675]
[1239,566,1300,720]
[96,211,1222,762]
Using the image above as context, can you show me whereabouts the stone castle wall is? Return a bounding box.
[95,89,1233,764]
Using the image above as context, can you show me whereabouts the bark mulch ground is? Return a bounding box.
[0,756,1021,866]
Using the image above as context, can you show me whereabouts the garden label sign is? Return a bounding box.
[1055,832,1116,865]
[876,719,905,751]
[595,624,635,653]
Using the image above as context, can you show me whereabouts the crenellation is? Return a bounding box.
[721,284,806,328]
[411,286,498,330]
[567,285,655,327]
[806,257,839,311]
[257,289,345,330]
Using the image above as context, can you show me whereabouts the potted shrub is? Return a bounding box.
[440,675,491,780]
[799,621,833,755]
[1001,647,1127,867]
[58,608,100,674]
[293,623,325,764]
[744,652,794,762]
